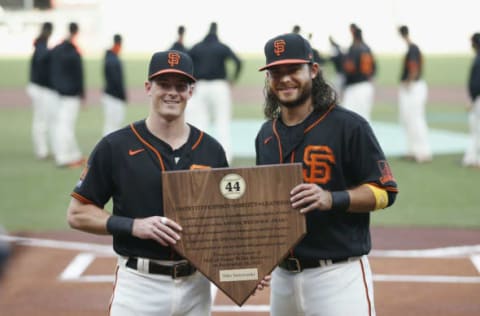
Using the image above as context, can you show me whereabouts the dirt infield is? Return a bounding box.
[1,227,479,315]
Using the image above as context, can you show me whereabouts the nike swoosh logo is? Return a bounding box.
[129,149,145,156]
[264,136,273,144]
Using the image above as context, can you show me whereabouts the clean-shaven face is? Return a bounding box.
[146,73,193,121]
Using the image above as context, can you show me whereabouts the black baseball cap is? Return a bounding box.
[259,33,314,71]
[148,50,196,82]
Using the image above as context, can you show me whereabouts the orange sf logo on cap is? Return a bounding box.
[168,52,180,67]
[273,40,286,56]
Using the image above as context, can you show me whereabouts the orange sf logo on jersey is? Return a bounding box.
[168,52,180,67]
[302,145,335,184]
[273,40,286,56]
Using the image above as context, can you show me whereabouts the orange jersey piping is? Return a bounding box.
[130,123,165,171]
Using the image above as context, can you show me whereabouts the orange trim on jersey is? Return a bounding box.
[359,258,373,316]
[360,53,374,76]
[108,265,120,315]
[407,60,419,79]
[191,131,204,150]
[272,119,284,162]
[304,105,335,133]
[190,164,211,170]
[365,182,398,193]
[71,192,95,205]
[130,123,165,171]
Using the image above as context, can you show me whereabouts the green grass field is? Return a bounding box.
[0,54,478,232]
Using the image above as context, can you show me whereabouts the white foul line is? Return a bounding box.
[470,255,480,274]
[59,253,96,281]
[0,235,114,255]
[370,244,480,258]
[374,274,480,283]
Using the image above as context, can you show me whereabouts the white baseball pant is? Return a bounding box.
[270,255,375,316]
[463,95,480,166]
[109,257,211,316]
[26,83,59,159]
[54,95,83,166]
[342,81,374,122]
[102,94,126,136]
[185,79,232,163]
[398,80,432,162]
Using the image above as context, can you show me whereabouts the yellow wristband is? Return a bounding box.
[363,184,388,210]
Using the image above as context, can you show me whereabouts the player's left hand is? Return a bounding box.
[290,183,332,213]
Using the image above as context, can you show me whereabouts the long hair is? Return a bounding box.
[262,65,337,119]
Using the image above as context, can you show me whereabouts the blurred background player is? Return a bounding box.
[463,32,480,168]
[342,24,376,122]
[186,22,242,162]
[50,22,85,168]
[328,35,346,99]
[27,21,57,160]
[169,25,187,53]
[102,33,127,136]
[398,25,432,163]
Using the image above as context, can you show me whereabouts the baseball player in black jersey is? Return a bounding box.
[256,33,398,316]
[102,34,127,136]
[342,25,376,122]
[27,22,57,160]
[398,25,432,163]
[463,32,480,168]
[67,50,229,315]
[50,22,85,168]
[186,22,242,162]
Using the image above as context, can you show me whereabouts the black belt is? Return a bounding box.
[279,256,360,272]
[126,258,196,278]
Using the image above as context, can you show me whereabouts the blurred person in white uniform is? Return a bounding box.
[50,22,85,168]
[186,22,242,163]
[27,22,57,160]
[102,34,127,136]
[398,25,432,163]
[463,32,480,167]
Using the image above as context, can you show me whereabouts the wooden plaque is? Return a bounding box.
[162,163,306,306]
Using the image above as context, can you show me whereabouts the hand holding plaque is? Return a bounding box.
[162,163,306,306]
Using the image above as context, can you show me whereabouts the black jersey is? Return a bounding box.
[469,52,480,101]
[343,42,376,85]
[255,106,398,260]
[401,43,423,82]
[50,40,84,97]
[188,33,242,81]
[104,49,126,101]
[72,120,228,260]
[29,37,52,88]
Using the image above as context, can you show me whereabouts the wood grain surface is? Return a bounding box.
[162,164,306,306]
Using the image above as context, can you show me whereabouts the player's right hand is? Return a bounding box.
[131,216,182,247]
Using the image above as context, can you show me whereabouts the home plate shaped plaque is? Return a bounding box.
[162,163,306,306]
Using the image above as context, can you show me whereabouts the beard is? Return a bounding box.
[269,81,312,109]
